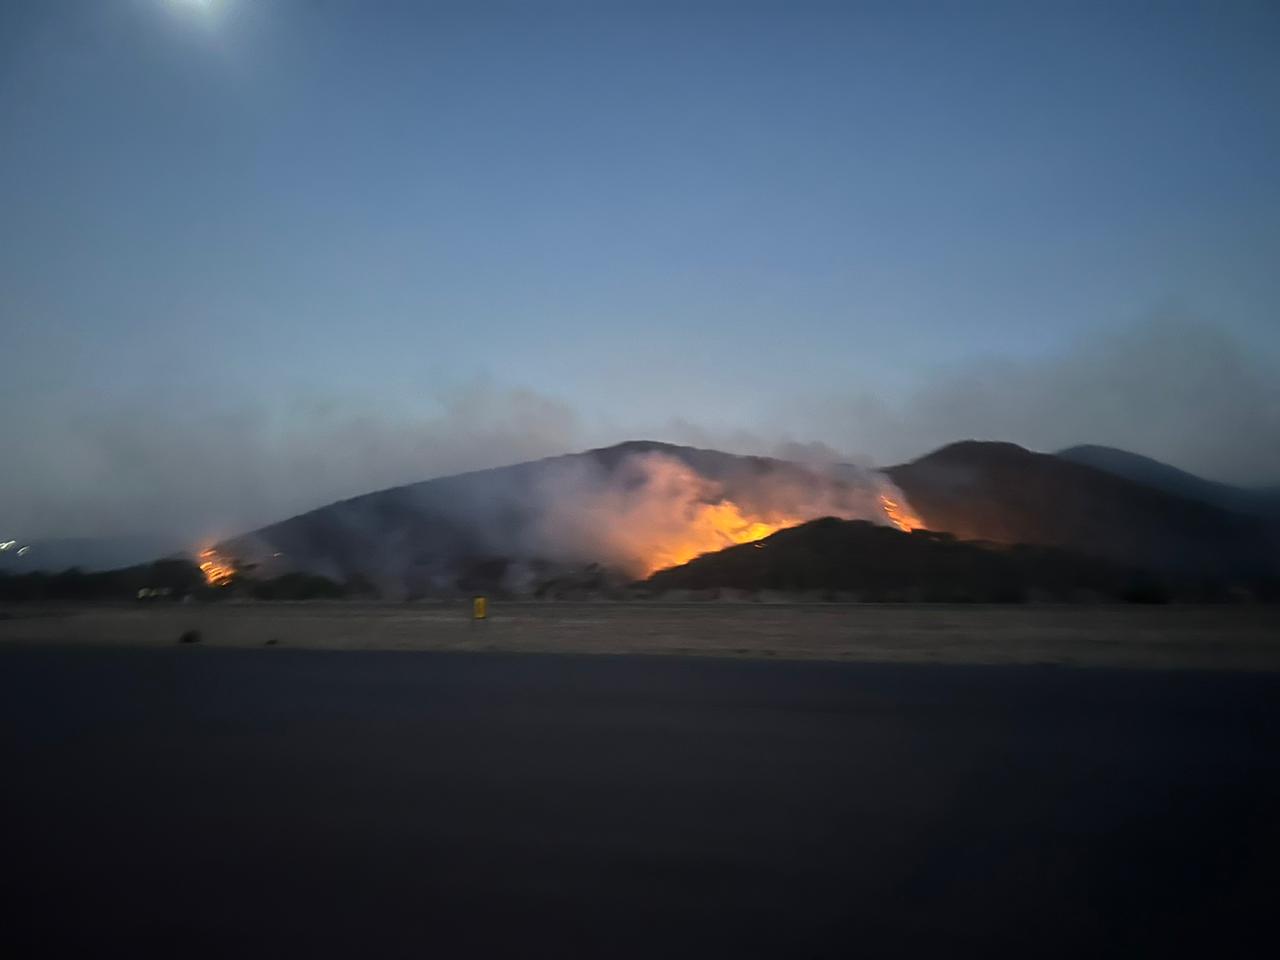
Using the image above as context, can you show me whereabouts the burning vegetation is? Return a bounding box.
[542,452,927,578]
[12,442,1272,604]
[637,490,922,576]
[192,444,933,595]
[197,547,236,587]
[640,501,805,575]
[878,494,923,533]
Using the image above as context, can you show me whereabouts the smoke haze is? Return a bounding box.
[809,317,1280,485]
[2,317,1276,546]
[213,444,912,594]
[0,384,581,542]
[527,451,905,577]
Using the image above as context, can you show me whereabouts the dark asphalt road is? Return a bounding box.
[2,647,1277,957]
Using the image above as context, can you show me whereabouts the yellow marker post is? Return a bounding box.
[472,595,487,620]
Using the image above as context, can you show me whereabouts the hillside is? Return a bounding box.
[886,442,1276,578]
[214,441,905,597]
[1057,445,1280,520]
[641,517,1163,602]
[10,439,1280,602]
[206,439,1278,596]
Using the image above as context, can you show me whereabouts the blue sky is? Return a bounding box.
[2,0,1278,537]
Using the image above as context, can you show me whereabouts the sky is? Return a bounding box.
[2,0,1278,540]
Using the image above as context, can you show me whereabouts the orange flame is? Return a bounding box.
[879,493,923,532]
[641,500,803,575]
[198,547,235,587]
[592,454,928,577]
[641,493,923,575]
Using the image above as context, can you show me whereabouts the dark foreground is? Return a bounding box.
[2,648,1277,958]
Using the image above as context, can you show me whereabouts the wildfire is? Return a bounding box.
[197,547,235,587]
[641,500,802,575]
[879,493,923,532]
[639,493,923,575]
[578,453,930,578]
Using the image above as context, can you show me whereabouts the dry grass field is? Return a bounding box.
[2,601,1277,670]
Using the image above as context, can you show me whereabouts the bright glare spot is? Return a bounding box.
[16,545,29,556]
[0,540,15,552]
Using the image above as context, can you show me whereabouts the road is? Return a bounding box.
[2,646,1277,957]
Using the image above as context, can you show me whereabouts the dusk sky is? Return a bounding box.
[2,0,1278,540]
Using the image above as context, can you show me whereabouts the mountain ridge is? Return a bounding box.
[8,439,1276,599]
[1056,444,1280,519]
[640,517,1183,602]
[885,440,1275,578]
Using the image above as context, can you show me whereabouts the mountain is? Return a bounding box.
[14,439,1279,602]
[214,441,904,597]
[1056,445,1280,520]
[207,439,1276,597]
[642,517,1159,602]
[885,441,1276,578]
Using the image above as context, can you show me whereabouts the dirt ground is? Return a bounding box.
[2,601,1277,670]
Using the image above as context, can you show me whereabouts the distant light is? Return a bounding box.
[16,545,30,556]
[0,540,15,552]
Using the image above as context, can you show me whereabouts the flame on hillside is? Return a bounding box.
[552,452,926,578]
[180,451,927,592]
[198,547,235,587]
[641,500,805,575]
[879,494,923,532]
[638,492,921,576]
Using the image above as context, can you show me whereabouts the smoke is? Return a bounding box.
[0,382,581,542]
[788,316,1280,485]
[526,451,905,577]
[217,444,914,592]
[4,315,1274,555]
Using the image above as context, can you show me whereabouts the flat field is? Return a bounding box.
[1,601,1278,669]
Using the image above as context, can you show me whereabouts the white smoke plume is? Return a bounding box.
[527,451,910,577]
[217,444,916,593]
